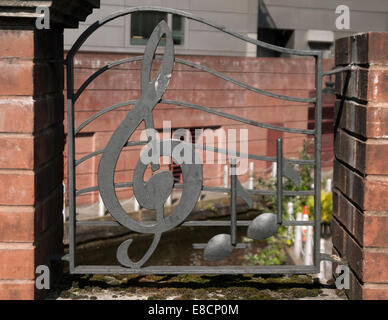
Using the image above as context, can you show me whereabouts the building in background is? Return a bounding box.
[65,0,388,58]
[65,0,259,57]
[258,0,388,58]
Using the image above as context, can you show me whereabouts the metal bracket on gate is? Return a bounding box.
[320,253,348,266]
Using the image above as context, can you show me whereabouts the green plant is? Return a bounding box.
[299,191,333,223]
[246,140,333,266]
[245,236,288,266]
[255,139,315,216]
[283,139,314,212]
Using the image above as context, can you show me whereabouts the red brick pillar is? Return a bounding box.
[333,32,388,299]
[0,0,100,300]
[0,28,66,300]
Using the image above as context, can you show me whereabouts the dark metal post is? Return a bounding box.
[230,158,237,246]
[276,138,283,225]
[66,57,76,272]
[314,52,323,270]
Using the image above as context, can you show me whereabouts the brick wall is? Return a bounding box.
[333,32,388,299]
[0,29,65,300]
[67,52,334,205]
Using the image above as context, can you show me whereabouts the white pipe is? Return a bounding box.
[318,238,333,283]
[304,226,314,265]
[318,238,326,282]
[325,178,332,192]
[271,162,277,178]
[223,165,229,193]
[287,202,294,241]
[294,212,302,259]
[287,202,294,218]
[248,162,254,190]
[302,210,309,241]
[98,193,105,217]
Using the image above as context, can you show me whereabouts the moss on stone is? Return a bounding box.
[53,272,332,300]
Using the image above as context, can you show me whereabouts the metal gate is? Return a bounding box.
[65,7,334,275]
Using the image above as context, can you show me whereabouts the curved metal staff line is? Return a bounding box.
[74,98,313,137]
[75,100,137,135]
[75,135,314,167]
[174,58,315,104]
[75,183,315,197]
[76,182,133,196]
[162,100,314,135]
[74,57,144,102]
[75,141,148,166]
[67,6,320,60]
[73,55,314,105]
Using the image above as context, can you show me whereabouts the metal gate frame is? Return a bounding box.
[64,7,339,275]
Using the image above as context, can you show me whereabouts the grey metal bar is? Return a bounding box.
[322,65,354,76]
[277,138,283,225]
[73,265,318,275]
[74,59,143,102]
[314,53,323,265]
[74,97,314,139]
[75,137,314,167]
[75,149,104,166]
[76,220,315,228]
[162,100,315,135]
[189,186,315,196]
[75,183,315,197]
[193,243,247,250]
[230,159,237,246]
[66,57,76,272]
[75,100,137,135]
[75,141,148,166]
[74,55,314,104]
[174,58,315,103]
[75,141,314,167]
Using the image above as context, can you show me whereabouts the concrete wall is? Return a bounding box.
[64,0,259,57]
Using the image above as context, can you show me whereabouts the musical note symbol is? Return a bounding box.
[204,159,253,261]
[98,21,203,268]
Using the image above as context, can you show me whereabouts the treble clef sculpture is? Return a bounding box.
[98,21,203,268]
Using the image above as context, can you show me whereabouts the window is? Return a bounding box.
[257,28,294,57]
[130,11,185,46]
[171,14,184,45]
